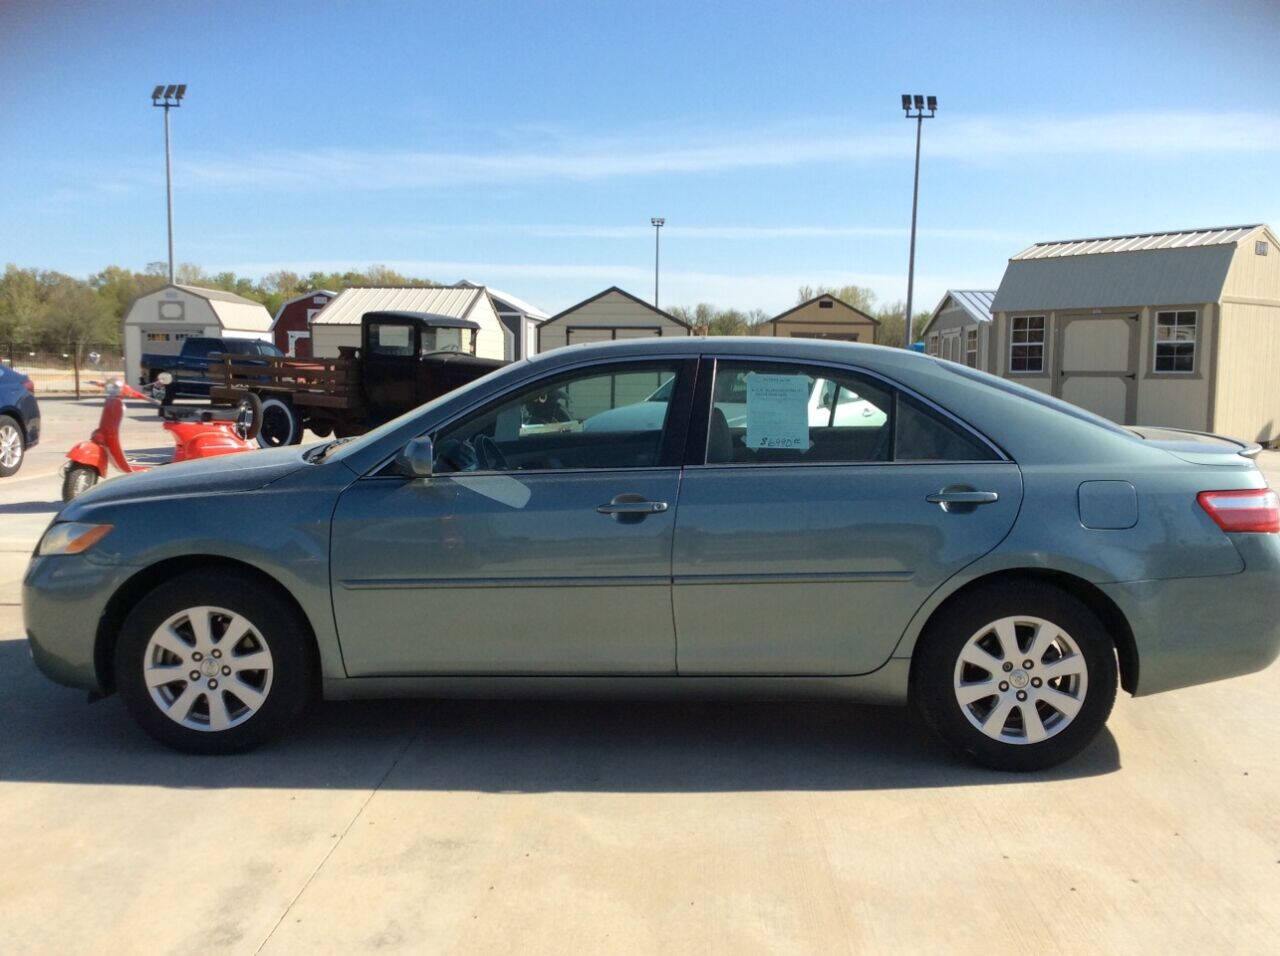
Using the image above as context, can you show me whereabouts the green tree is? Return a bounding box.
[0,265,43,360]
[796,284,877,314]
[40,273,112,361]
[874,299,931,349]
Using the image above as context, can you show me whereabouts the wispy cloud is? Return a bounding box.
[176,111,1280,191]
[369,223,1026,243]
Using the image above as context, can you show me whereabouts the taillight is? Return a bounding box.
[23,379,34,393]
[1197,489,1280,533]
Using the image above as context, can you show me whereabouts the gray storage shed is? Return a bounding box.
[920,290,995,368]
[989,224,1280,441]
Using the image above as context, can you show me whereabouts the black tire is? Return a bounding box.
[236,391,263,441]
[61,464,99,501]
[258,396,300,448]
[910,580,1118,772]
[114,570,315,754]
[0,413,24,477]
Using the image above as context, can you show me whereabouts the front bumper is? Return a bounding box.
[1102,533,1280,696]
[22,553,133,693]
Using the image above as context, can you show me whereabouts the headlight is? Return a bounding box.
[36,522,113,557]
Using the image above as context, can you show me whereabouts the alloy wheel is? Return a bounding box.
[952,615,1088,745]
[142,605,274,732]
[0,422,21,469]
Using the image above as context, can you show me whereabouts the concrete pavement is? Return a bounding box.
[0,407,1277,953]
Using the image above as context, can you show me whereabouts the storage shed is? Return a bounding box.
[920,290,995,368]
[309,286,506,360]
[270,290,335,358]
[123,284,273,387]
[753,292,880,342]
[537,286,692,352]
[456,282,547,360]
[989,224,1280,441]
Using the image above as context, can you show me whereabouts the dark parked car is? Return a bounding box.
[23,338,1280,769]
[141,336,283,400]
[0,362,40,477]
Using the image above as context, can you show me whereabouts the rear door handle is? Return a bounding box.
[926,491,999,505]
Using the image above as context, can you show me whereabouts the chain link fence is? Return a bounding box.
[1,347,124,397]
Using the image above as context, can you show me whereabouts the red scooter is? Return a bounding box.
[62,375,263,501]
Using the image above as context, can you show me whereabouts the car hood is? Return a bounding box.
[60,445,310,517]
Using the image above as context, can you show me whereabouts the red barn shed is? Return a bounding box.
[270,290,336,357]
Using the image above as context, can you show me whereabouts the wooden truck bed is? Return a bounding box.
[210,355,361,410]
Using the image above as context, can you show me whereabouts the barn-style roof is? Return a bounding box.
[993,224,1275,313]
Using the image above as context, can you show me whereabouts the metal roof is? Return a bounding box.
[311,286,482,325]
[173,283,265,307]
[1012,224,1262,260]
[993,225,1273,312]
[946,290,995,324]
[486,287,549,320]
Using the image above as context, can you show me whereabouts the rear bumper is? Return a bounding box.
[1102,533,1280,696]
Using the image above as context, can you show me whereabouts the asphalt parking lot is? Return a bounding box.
[1,398,1278,952]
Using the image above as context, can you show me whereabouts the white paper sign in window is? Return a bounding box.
[744,372,810,450]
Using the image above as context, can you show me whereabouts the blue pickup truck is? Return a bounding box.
[141,336,283,400]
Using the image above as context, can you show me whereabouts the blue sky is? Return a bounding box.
[2,0,1278,315]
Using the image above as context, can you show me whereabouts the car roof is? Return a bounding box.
[526,335,924,374]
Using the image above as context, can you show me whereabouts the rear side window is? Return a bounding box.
[705,361,997,464]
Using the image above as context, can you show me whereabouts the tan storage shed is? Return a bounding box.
[309,286,506,360]
[537,286,692,352]
[920,290,995,369]
[989,224,1280,442]
[754,292,880,342]
[123,284,273,388]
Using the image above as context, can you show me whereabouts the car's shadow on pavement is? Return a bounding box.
[0,500,60,515]
[0,638,1121,791]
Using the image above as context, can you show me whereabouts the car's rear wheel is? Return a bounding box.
[114,570,314,753]
[911,581,1117,771]
[257,396,300,447]
[0,414,24,477]
[61,464,99,501]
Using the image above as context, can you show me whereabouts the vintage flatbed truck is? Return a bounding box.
[209,310,505,446]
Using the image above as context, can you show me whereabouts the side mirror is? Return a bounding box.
[396,436,434,479]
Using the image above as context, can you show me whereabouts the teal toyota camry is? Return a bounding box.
[23,338,1280,770]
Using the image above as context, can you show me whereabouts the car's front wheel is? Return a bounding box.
[114,570,314,753]
[911,581,1118,771]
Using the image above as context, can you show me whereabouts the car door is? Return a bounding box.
[672,357,1023,675]
[330,358,695,676]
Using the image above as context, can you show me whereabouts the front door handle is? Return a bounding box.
[597,500,669,515]
[597,493,669,521]
[926,489,999,514]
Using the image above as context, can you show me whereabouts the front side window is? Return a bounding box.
[1154,310,1196,373]
[1009,316,1045,373]
[705,361,996,465]
[433,363,682,473]
[965,328,978,367]
[368,323,414,356]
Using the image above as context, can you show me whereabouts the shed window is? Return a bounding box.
[965,328,978,368]
[1154,310,1197,373]
[818,299,834,309]
[1009,316,1045,373]
[1257,240,1269,256]
[927,333,939,356]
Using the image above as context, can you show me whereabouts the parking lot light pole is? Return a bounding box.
[151,84,187,284]
[901,93,937,347]
[650,217,665,308]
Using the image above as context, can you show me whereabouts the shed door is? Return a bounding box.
[1054,314,1138,424]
